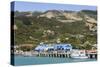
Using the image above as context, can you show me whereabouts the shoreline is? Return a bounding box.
[13,50,97,59]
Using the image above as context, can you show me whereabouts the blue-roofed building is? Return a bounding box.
[34,43,72,52]
[54,44,72,51]
[34,44,49,52]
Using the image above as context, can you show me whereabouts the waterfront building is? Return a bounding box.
[34,43,72,52]
[86,50,97,59]
[54,44,72,51]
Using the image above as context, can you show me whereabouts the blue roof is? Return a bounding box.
[35,43,72,51]
[35,45,48,51]
[54,44,72,50]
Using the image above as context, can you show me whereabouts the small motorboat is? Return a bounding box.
[71,55,88,59]
[71,49,88,59]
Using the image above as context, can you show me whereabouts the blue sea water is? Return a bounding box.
[14,55,97,66]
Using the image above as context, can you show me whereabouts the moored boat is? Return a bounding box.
[71,49,88,59]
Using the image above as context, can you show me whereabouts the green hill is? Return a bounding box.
[13,10,97,49]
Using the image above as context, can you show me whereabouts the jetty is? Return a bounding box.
[37,51,71,58]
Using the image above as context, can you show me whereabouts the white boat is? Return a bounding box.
[71,56,88,59]
[71,49,88,59]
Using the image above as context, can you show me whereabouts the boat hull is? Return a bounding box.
[71,56,88,59]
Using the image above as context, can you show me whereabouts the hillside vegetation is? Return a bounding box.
[13,10,97,49]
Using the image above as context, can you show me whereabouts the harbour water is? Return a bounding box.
[14,55,97,66]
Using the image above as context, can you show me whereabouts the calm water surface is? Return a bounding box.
[14,55,97,66]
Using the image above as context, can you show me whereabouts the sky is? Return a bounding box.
[11,1,97,12]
